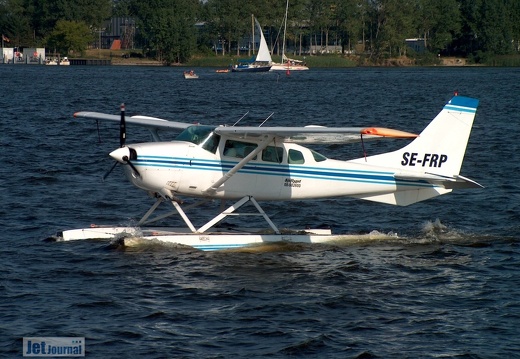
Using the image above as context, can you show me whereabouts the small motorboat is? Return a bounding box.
[183,70,199,79]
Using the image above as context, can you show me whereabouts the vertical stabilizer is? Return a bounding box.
[356,96,479,177]
[349,96,480,206]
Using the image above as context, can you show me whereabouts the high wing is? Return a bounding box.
[74,110,418,144]
[215,126,418,144]
[74,111,191,142]
[74,111,190,131]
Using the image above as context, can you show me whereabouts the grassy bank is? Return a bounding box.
[81,48,520,67]
[186,54,357,68]
[82,49,358,67]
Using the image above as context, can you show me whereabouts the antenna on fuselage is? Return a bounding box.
[259,112,274,127]
[232,111,249,126]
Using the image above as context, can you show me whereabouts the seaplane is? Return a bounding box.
[55,94,482,250]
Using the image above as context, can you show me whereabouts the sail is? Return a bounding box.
[254,18,272,63]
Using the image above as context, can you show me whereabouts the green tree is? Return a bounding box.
[456,0,482,56]
[478,0,512,55]
[205,0,252,56]
[0,0,33,46]
[307,0,336,53]
[509,0,520,53]
[456,0,514,60]
[46,20,93,55]
[415,0,461,55]
[128,0,199,63]
[335,0,365,53]
[25,0,111,43]
[368,0,416,58]
[289,0,311,56]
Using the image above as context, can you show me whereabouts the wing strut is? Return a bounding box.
[136,196,280,234]
[197,196,280,234]
[203,135,274,195]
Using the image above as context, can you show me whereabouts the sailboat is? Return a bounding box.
[270,0,309,71]
[232,17,272,72]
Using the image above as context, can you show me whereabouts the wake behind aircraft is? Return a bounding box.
[55,95,482,250]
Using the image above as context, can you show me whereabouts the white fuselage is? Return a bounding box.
[119,138,414,202]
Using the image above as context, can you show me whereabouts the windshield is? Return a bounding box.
[175,125,216,145]
[175,125,220,153]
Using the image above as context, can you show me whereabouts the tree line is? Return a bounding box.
[1,0,519,64]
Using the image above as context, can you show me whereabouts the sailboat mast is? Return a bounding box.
[252,14,255,55]
[282,0,289,61]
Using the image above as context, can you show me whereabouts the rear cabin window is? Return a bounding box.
[262,146,283,163]
[224,140,257,159]
[288,149,305,164]
[311,149,327,162]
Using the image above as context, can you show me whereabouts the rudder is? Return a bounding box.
[356,95,479,177]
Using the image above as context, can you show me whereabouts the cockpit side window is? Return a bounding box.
[262,146,283,163]
[201,133,220,153]
[224,140,257,159]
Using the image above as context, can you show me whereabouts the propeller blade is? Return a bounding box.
[105,104,139,180]
[120,103,126,147]
[122,155,141,178]
[102,161,119,181]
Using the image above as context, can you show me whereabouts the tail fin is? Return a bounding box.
[400,95,479,176]
[351,95,482,206]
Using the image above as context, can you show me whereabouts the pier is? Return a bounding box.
[69,59,112,66]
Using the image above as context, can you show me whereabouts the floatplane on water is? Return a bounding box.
[54,95,482,250]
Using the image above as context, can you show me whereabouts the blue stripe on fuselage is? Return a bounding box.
[133,156,432,188]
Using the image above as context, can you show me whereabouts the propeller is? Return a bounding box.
[120,103,126,147]
[102,103,140,180]
[121,153,141,179]
[102,160,119,181]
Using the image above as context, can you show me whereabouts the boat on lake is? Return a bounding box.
[45,58,58,66]
[270,0,309,72]
[183,70,199,79]
[232,17,272,72]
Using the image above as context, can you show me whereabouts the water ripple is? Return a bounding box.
[1,66,519,358]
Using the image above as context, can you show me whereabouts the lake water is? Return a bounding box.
[1,65,520,358]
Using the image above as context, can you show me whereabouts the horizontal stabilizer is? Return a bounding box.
[395,172,484,189]
[353,187,452,206]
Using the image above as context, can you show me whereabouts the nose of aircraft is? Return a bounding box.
[109,147,131,163]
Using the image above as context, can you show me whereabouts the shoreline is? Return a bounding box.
[80,50,477,67]
[109,56,470,67]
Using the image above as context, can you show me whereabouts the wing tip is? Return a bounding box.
[361,127,418,138]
